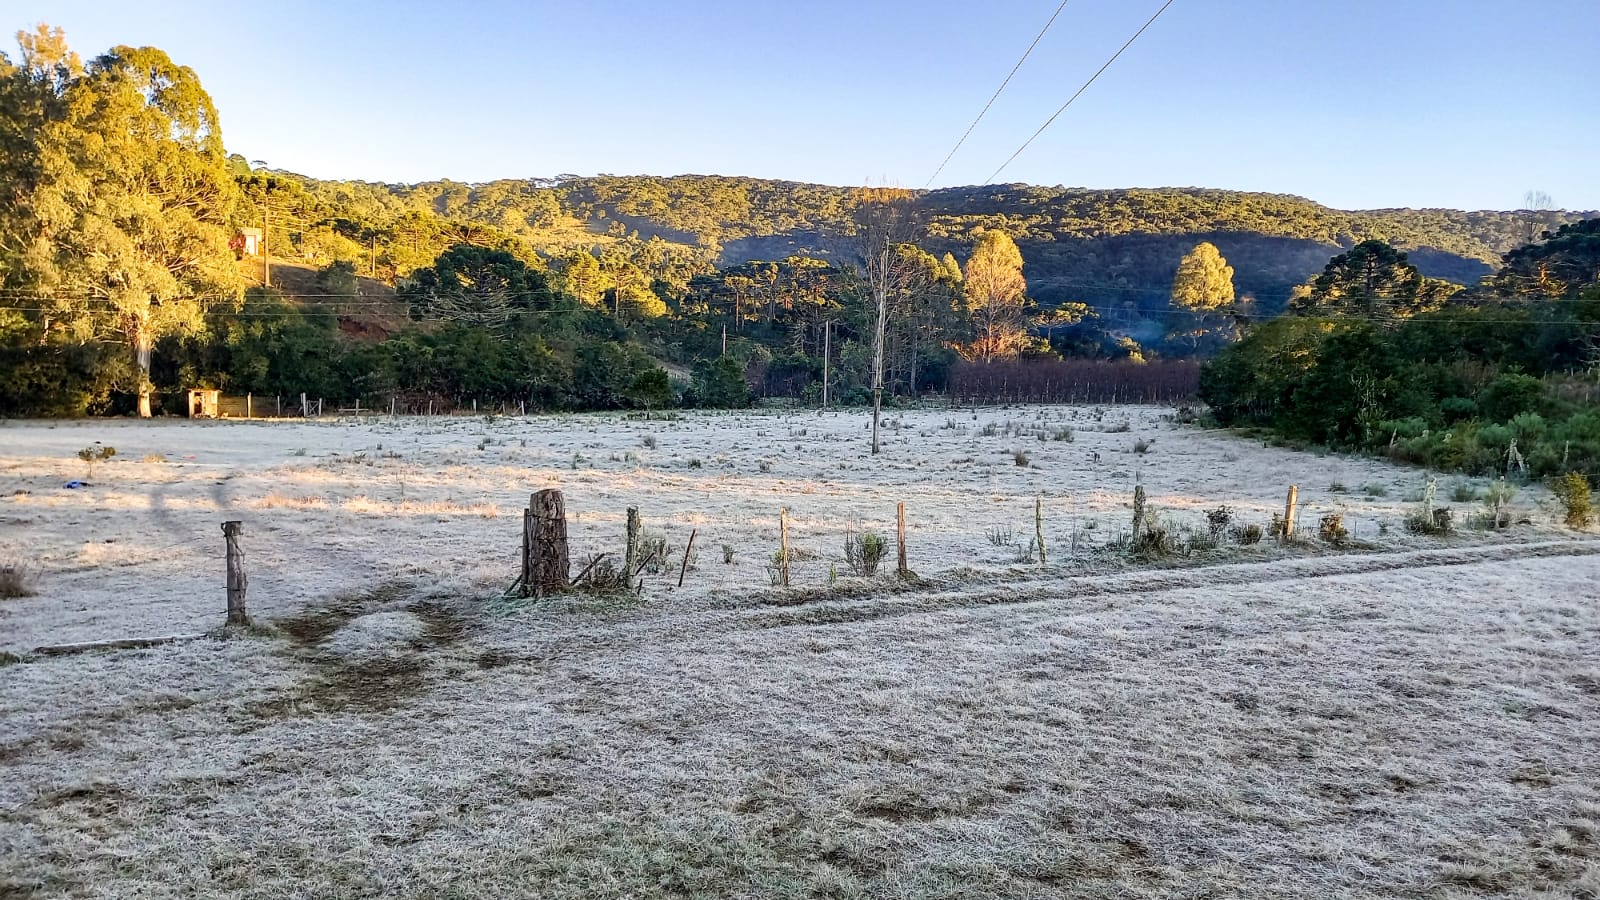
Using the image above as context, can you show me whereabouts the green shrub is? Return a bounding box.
[1438,396,1478,423]
[1551,473,1593,528]
[844,525,887,577]
[1477,373,1545,422]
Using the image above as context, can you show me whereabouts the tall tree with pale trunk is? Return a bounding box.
[5,27,240,416]
[850,186,921,455]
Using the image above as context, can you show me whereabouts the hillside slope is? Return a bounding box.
[284,173,1593,312]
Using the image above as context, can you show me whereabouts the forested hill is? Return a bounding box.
[288,173,1589,313]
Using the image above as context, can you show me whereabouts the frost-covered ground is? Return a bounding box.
[2,407,1598,897]
[0,405,1575,651]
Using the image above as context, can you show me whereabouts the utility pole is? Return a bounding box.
[369,233,376,277]
[822,319,831,409]
[262,202,271,288]
[721,323,727,357]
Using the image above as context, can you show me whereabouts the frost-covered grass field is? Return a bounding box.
[2,406,1598,898]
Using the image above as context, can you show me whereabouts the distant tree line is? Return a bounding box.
[2,25,1596,423]
[1200,223,1600,477]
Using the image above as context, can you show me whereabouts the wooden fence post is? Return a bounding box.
[246,393,253,419]
[896,501,909,579]
[221,520,248,625]
[300,392,308,417]
[1133,484,1147,535]
[390,397,396,416]
[1283,484,1299,541]
[678,528,697,588]
[1035,496,1047,565]
[624,507,642,584]
[779,508,791,587]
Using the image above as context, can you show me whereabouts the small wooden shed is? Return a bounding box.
[188,389,220,419]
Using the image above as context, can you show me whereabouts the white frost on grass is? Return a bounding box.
[0,549,1596,897]
[0,407,1575,653]
[324,611,424,661]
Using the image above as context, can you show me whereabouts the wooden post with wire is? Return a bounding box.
[896,501,909,579]
[1035,496,1047,565]
[822,320,831,409]
[678,528,697,588]
[1282,484,1299,541]
[221,520,248,625]
[625,507,642,586]
[779,508,791,587]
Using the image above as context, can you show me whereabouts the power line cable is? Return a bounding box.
[985,0,1178,184]
[925,0,1073,187]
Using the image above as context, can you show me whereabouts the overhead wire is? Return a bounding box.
[924,0,1073,188]
[984,0,1179,184]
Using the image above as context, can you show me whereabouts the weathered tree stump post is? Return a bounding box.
[221,520,248,625]
[1132,485,1147,536]
[779,508,791,587]
[1035,496,1047,565]
[896,501,909,579]
[526,489,570,597]
[1283,484,1299,541]
[624,507,642,585]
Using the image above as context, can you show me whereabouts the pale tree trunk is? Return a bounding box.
[133,313,154,418]
[871,245,889,456]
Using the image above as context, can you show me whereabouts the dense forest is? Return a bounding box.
[1201,220,1600,479]
[1,26,1596,432]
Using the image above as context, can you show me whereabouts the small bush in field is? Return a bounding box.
[76,444,116,464]
[1012,449,1030,467]
[1551,473,1592,528]
[843,524,887,577]
[0,563,37,598]
[1406,507,1454,535]
[1205,505,1234,538]
[1231,523,1264,545]
[1318,513,1349,546]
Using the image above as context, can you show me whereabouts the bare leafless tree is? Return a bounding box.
[850,187,923,455]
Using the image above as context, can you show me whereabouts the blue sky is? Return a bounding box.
[15,0,1599,210]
